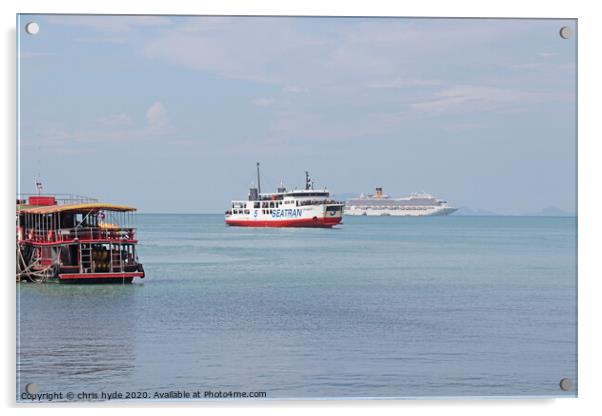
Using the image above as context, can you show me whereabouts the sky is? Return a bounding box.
[17,15,576,214]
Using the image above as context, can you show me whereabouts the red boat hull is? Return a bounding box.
[55,272,143,284]
[225,216,342,228]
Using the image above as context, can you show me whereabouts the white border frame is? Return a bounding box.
[3,1,600,415]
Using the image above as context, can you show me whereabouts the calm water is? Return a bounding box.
[17,215,577,400]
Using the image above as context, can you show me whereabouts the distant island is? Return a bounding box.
[449,206,575,217]
[524,207,576,217]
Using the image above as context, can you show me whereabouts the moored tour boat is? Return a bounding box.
[16,192,145,284]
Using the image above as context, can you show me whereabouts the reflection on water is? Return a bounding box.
[18,284,138,393]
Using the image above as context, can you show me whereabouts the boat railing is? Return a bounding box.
[297,199,344,206]
[21,226,136,243]
[17,193,99,205]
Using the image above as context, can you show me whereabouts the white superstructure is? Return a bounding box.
[345,188,457,217]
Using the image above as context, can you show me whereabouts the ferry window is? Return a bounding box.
[244,210,249,214]
[254,202,260,208]
[269,202,274,208]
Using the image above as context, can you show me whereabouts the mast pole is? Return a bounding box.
[256,162,261,194]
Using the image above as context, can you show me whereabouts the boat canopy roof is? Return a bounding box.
[19,203,137,215]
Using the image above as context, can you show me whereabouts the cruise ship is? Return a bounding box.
[345,187,457,216]
[225,164,344,227]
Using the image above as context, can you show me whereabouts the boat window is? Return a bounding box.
[254,202,260,208]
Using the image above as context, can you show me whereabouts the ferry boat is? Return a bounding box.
[225,164,344,228]
[345,187,457,216]
[16,190,145,284]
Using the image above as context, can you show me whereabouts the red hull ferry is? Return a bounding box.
[16,194,145,284]
[225,164,344,228]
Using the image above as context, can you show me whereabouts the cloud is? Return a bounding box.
[282,85,306,94]
[146,101,169,131]
[409,85,548,114]
[45,15,172,33]
[19,52,56,59]
[24,17,574,148]
[444,122,489,132]
[367,77,441,89]
[44,15,173,44]
[22,101,172,152]
[509,63,542,71]
[139,18,466,88]
[141,17,328,86]
[97,113,133,126]
[253,97,276,107]
[137,17,562,111]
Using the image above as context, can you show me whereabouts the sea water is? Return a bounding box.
[17,215,577,400]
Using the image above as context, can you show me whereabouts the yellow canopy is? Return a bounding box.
[19,203,137,215]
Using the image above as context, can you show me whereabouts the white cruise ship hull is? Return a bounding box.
[345,206,457,217]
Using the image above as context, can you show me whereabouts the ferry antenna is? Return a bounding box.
[256,162,261,194]
[305,170,313,190]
